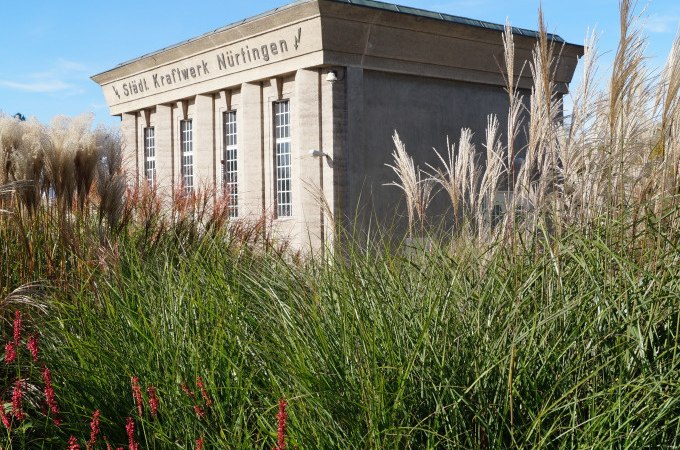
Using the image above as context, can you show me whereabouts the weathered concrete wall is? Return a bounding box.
[346,69,519,236]
[102,0,582,252]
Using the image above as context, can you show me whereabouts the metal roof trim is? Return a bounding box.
[339,0,566,42]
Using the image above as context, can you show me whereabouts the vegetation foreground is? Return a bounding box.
[2,217,679,449]
[1,1,680,448]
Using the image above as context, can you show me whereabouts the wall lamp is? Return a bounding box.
[325,69,345,84]
[309,149,334,168]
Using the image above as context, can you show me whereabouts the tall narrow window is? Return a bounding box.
[274,101,292,218]
[180,119,193,192]
[223,110,238,218]
[143,127,155,184]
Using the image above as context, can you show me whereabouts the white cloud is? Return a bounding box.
[0,59,90,95]
[55,59,89,73]
[0,80,74,93]
[643,14,680,34]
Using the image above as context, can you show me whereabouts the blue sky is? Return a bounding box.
[1,0,678,127]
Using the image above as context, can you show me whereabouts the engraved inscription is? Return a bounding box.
[110,27,304,102]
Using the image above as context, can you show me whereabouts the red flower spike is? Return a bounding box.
[131,377,143,417]
[42,366,60,417]
[181,383,196,400]
[0,404,11,430]
[68,436,80,450]
[193,404,206,420]
[4,341,16,364]
[103,436,113,450]
[196,435,204,450]
[147,386,159,418]
[126,417,138,450]
[275,398,288,450]
[27,334,39,362]
[88,410,101,448]
[12,379,25,421]
[196,376,212,407]
[13,310,21,346]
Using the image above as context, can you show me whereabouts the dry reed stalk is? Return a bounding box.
[602,0,652,211]
[12,120,49,212]
[96,126,125,229]
[387,132,418,234]
[656,34,680,204]
[556,30,600,225]
[0,114,23,186]
[512,7,561,231]
[502,21,525,192]
[389,0,680,250]
[428,129,478,234]
[477,115,504,240]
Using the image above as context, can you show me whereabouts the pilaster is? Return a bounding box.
[195,94,215,188]
[121,112,138,184]
[155,104,174,194]
[240,82,264,218]
[295,68,323,250]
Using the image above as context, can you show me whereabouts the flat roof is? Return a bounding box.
[328,0,565,42]
[94,0,569,78]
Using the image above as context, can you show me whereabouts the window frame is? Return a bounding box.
[180,119,194,193]
[222,110,238,218]
[273,100,292,218]
[143,126,156,184]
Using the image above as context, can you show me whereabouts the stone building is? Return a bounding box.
[92,0,583,250]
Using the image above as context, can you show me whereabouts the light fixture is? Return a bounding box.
[309,149,334,168]
[325,70,339,84]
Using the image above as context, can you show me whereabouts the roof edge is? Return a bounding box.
[92,0,584,83]
[91,0,314,82]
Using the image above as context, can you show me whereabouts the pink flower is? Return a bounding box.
[12,379,24,421]
[0,403,11,430]
[88,410,101,448]
[147,386,159,418]
[131,377,143,417]
[41,366,60,421]
[5,341,16,364]
[27,334,39,362]
[196,376,212,407]
[193,404,206,420]
[275,398,288,450]
[181,383,196,400]
[196,435,204,450]
[68,436,80,450]
[13,310,21,346]
[125,417,138,450]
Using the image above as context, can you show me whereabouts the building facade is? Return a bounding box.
[92,0,583,250]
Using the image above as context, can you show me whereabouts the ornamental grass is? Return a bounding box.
[0,1,678,448]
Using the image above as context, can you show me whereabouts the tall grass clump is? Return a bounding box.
[0,114,126,295]
[390,1,680,252]
[1,215,673,448]
[0,113,248,296]
[0,1,678,448]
